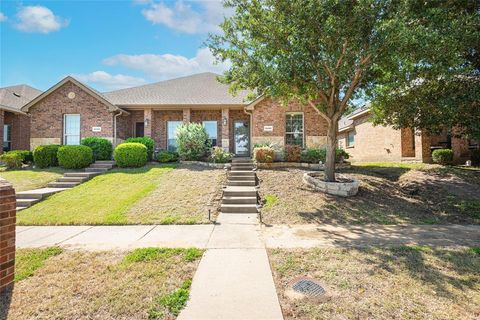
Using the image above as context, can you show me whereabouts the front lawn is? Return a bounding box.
[0,167,67,192]
[269,246,480,320]
[2,247,203,319]
[258,163,480,224]
[17,164,224,225]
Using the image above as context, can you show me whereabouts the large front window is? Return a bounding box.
[285,113,304,147]
[63,114,80,145]
[167,121,182,151]
[203,121,218,146]
[3,124,11,151]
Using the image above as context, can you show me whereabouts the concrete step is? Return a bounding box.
[223,187,258,197]
[228,180,256,187]
[228,175,255,181]
[90,163,113,169]
[16,198,41,207]
[229,171,256,177]
[16,206,28,211]
[231,166,254,171]
[85,167,109,173]
[221,204,258,214]
[64,172,99,178]
[57,176,89,183]
[231,160,253,165]
[232,157,252,162]
[222,196,257,205]
[16,188,67,199]
[94,160,115,164]
[47,181,81,188]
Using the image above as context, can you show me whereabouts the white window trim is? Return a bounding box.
[63,114,81,145]
[285,112,304,147]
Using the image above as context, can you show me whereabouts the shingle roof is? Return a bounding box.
[338,104,370,130]
[103,72,253,106]
[0,84,41,113]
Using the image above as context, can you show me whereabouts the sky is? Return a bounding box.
[0,0,231,92]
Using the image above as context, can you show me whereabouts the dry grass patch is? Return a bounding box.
[0,167,67,192]
[127,164,225,224]
[3,247,204,320]
[257,164,480,224]
[269,247,480,320]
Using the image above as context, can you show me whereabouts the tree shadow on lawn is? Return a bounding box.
[0,286,13,320]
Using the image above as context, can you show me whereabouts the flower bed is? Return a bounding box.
[256,161,351,170]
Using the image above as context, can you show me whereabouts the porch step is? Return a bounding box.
[94,160,115,164]
[229,171,256,177]
[228,180,256,187]
[228,175,256,181]
[57,176,89,183]
[16,206,28,211]
[221,204,258,214]
[231,166,254,171]
[16,188,67,199]
[89,163,114,169]
[222,196,257,205]
[47,181,82,188]
[63,172,99,178]
[85,167,109,173]
[232,158,252,163]
[16,198,41,208]
[223,187,257,197]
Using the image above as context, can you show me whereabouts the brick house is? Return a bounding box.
[337,107,479,164]
[0,85,41,154]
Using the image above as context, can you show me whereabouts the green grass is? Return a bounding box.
[264,194,279,208]
[15,247,63,282]
[148,279,192,318]
[352,161,436,170]
[124,248,203,263]
[0,167,67,192]
[17,165,175,225]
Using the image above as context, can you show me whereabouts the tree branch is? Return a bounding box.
[308,100,332,125]
[338,54,373,114]
[335,41,348,69]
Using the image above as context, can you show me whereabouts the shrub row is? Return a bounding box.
[253,144,350,164]
[432,149,454,165]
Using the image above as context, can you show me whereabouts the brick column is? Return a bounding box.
[221,108,229,151]
[0,110,4,154]
[0,178,16,295]
[144,109,152,137]
[183,108,191,123]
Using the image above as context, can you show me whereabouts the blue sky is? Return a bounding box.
[0,0,230,91]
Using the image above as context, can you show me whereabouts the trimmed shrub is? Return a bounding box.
[254,147,275,163]
[33,145,61,168]
[2,150,33,164]
[471,149,480,166]
[301,147,350,164]
[175,123,210,161]
[125,137,154,160]
[0,152,23,169]
[284,144,302,162]
[156,150,179,163]
[81,137,113,160]
[57,145,93,169]
[114,143,148,167]
[432,148,454,165]
[336,148,350,162]
[209,146,233,163]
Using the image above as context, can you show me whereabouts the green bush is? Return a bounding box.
[125,137,154,160]
[175,123,210,160]
[114,143,148,167]
[0,152,23,169]
[81,137,113,160]
[284,144,302,162]
[471,149,480,166]
[57,145,93,169]
[209,146,233,163]
[2,150,33,163]
[156,150,179,163]
[432,148,454,165]
[254,147,275,163]
[336,148,350,162]
[33,145,61,168]
[301,147,350,163]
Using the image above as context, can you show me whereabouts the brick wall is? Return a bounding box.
[4,112,31,150]
[0,178,16,294]
[29,81,114,149]
[152,110,183,149]
[400,127,416,157]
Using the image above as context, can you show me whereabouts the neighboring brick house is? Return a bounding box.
[0,85,41,153]
[337,107,479,164]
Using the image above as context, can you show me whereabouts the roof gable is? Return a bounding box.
[0,84,41,114]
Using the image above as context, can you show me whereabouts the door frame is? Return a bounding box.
[233,120,250,156]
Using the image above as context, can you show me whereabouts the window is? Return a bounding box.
[167,121,183,151]
[203,121,218,146]
[3,124,11,152]
[285,113,304,147]
[63,114,80,145]
[347,131,355,147]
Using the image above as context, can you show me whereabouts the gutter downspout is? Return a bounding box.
[243,107,254,156]
[113,110,124,147]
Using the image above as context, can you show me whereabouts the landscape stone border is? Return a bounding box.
[256,162,351,170]
[180,161,231,169]
[303,171,359,197]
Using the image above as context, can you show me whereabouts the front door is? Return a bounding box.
[234,121,250,156]
[135,122,144,137]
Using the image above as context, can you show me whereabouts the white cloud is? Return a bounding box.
[14,6,68,33]
[103,48,230,80]
[0,12,7,22]
[72,71,147,90]
[141,0,229,34]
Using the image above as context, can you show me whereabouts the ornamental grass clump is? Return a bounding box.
[175,123,210,161]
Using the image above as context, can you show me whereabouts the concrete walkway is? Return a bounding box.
[17,223,480,249]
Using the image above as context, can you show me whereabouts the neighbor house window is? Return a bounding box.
[167,121,183,151]
[3,124,11,152]
[203,121,218,146]
[285,113,304,147]
[347,131,355,147]
[63,114,80,145]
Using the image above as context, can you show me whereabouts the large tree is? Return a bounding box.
[208,0,478,181]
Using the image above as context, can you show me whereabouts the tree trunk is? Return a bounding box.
[325,120,339,182]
